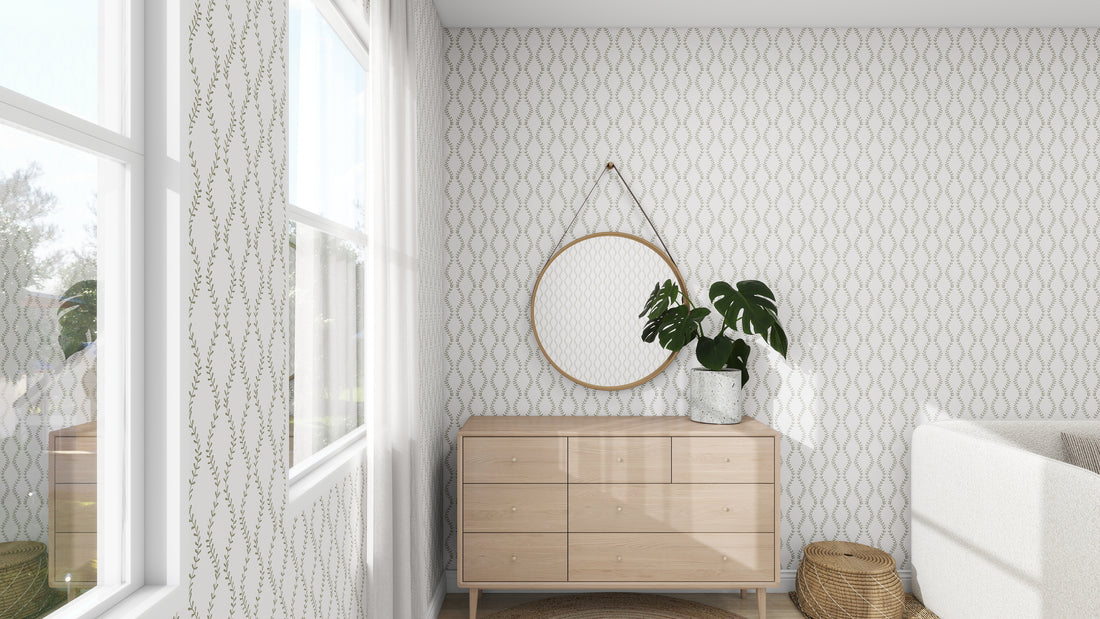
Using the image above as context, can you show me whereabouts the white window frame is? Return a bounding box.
[0,0,156,615]
[287,0,371,492]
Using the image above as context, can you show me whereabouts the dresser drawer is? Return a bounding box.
[569,484,773,533]
[53,437,97,484]
[463,437,567,483]
[568,533,774,582]
[463,484,566,532]
[53,484,97,533]
[672,437,774,483]
[568,437,670,483]
[51,533,97,585]
[463,533,566,582]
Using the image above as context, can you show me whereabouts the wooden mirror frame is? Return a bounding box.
[531,231,689,391]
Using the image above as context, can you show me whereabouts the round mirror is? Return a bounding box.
[531,232,687,390]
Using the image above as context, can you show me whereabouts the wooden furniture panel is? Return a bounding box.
[463,484,566,532]
[458,416,781,619]
[672,436,775,483]
[51,533,97,583]
[569,533,775,582]
[463,437,567,483]
[48,421,97,589]
[568,437,670,483]
[52,437,97,484]
[569,483,774,533]
[53,484,97,533]
[460,415,778,437]
[462,533,567,582]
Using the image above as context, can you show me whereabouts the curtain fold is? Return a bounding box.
[366,0,420,616]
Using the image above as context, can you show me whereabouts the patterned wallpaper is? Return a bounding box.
[443,27,1100,572]
[0,321,94,544]
[184,0,290,614]
[181,0,446,617]
[285,469,367,617]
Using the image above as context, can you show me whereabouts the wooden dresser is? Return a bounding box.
[48,421,97,592]
[457,415,781,618]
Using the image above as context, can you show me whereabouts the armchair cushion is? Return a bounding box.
[1061,432,1100,474]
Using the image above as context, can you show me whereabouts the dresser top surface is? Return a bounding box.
[458,415,779,437]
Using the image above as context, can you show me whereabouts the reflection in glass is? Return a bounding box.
[0,123,113,612]
[289,0,368,231]
[289,222,365,467]
[533,233,679,390]
[0,2,127,132]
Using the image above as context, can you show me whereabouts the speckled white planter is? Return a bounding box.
[688,369,743,424]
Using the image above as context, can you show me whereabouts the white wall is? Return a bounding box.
[442,27,1100,572]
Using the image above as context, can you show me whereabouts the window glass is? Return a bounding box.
[289,221,365,467]
[0,1,127,132]
[289,0,368,232]
[0,122,120,610]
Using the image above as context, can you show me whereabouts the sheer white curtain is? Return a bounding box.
[366,0,419,615]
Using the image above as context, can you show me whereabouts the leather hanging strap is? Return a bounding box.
[542,161,681,273]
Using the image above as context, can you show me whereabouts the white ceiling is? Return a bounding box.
[433,0,1100,28]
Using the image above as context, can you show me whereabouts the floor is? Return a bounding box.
[439,591,804,618]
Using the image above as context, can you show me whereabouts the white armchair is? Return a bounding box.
[911,420,1100,619]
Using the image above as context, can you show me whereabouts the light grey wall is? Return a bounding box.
[442,27,1100,571]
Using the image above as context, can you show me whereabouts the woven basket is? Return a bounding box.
[795,541,904,619]
[0,541,52,619]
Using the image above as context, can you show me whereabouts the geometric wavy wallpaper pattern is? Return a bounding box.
[443,27,1100,572]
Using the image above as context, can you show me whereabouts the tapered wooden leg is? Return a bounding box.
[740,588,746,599]
[756,588,766,619]
[469,588,480,618]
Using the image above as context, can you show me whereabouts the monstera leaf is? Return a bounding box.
[639,277,788,390]
[696,334,734,370]
[642,304,710,352]
[709,280,787,357]
[697,335,753,385]
[639,279,681,321]
[58,279,97,360]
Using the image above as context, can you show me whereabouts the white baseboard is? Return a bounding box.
[444,569,913,595]
[427,571,448,619]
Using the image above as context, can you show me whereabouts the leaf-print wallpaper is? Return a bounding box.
[177,0,446,616]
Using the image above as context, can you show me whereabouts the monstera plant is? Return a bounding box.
[58,279,97,360]
[640,279,787,385]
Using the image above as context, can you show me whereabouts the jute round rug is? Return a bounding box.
[482,592,747,619]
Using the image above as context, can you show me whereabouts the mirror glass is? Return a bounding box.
[532,232,686,390]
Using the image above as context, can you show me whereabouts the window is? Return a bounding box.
[288,0,369,472]
[0,0,140,614]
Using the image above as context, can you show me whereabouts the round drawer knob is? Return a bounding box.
[511,555,517,561]
[722,556,728,561]
[724,457,730,463]
[617,457,623,463]
[616,506,623,512]
[616,555,622,562]
[723,507,730,512]
[511,457,517,462]
[511,506,517,512]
